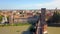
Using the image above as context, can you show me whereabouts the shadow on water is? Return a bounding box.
[22,15,39,34]
[22,31,32,34]
[48,23,60,27]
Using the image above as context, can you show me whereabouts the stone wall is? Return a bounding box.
[13,18,38,23]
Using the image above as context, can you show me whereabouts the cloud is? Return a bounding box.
[21,0,60,9]
[37,0,60,9]
[43,0,60,9]
[40,0,60,9]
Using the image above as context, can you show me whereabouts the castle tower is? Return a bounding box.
[40,8,48,34]
[9,12,14,24]
[36,8,48,34]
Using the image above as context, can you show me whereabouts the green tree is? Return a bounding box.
[47,11,60,24]
[0,15,3,23]
[52,11,60,23]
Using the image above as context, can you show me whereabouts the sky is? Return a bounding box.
[0,0,60,10]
